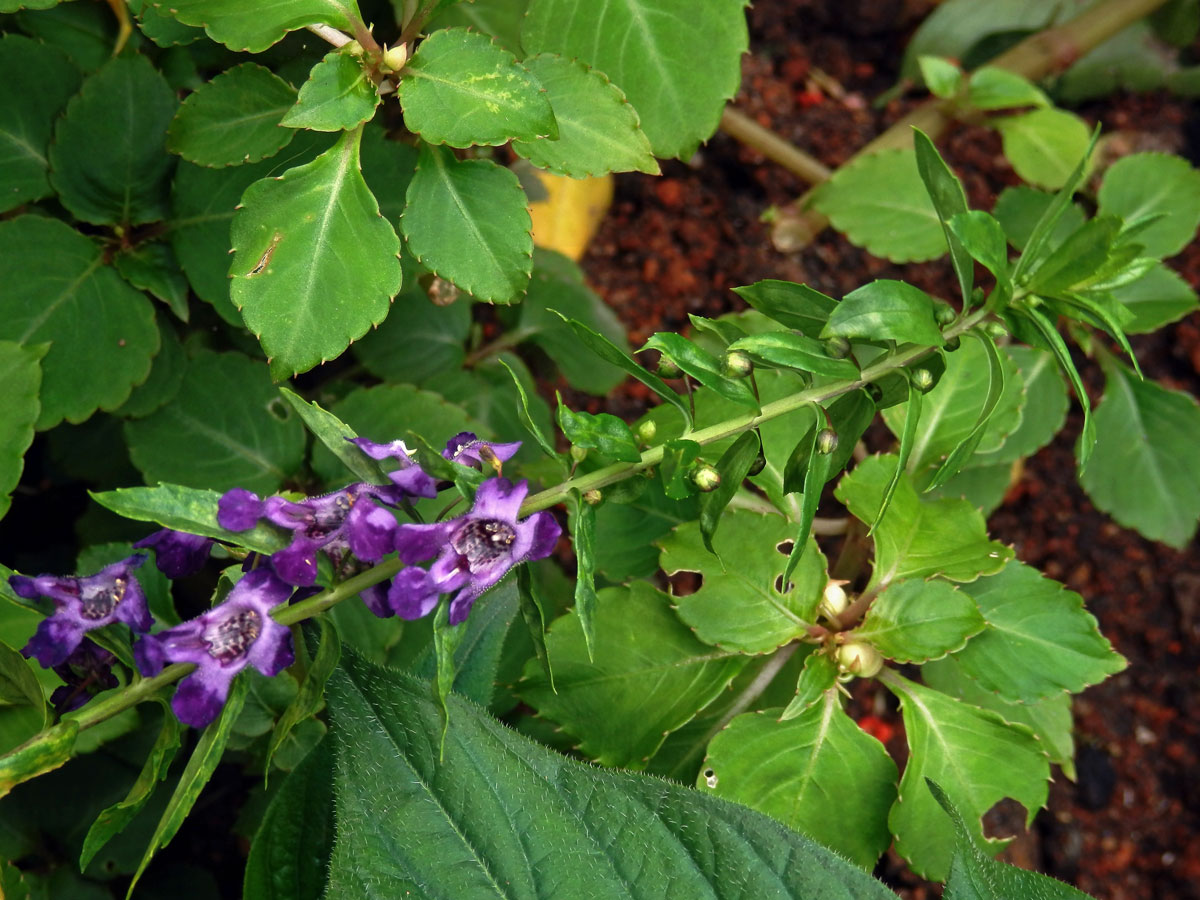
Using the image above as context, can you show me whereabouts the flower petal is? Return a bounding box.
[395,521,456,563]
[23,617,84,668]
[525,511,562,562]
[134,529,214,578]
[346,500,398,563]
[269,540,322,587]
[172,666,237,729]
[469,478,527,522]
[217,488,265,531]
[387,567,441,620]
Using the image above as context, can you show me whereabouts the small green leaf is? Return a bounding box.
[780,650,838,720]
[556,401,641,462]
[855,578,984,663]
[265,619,340,776]
[918,55,963,98]
[113,243,191,323]
[699,431,760,552]
[948,210,1010,282]
[995,108,1091,190]
[168,62,297,166]
[402,143,532,303]
[727,332,860,378]
[732,280,836,336]
[282,48,380,132]
[0,342,44,521]
[822,279,945,346]
[1097,151,1200,258]
[278,387,389,485]
[965,67,1050,110]
[913,130,974,305]
[642,333,759,410]
[659,438,701,500]
[164,0,364,52]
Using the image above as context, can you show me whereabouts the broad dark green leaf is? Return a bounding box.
[49,55,178,225]
[353,288,470,383]
[277,387,388,485]
[642,333,759,410]
[914,129,973,304]
[821,280,945,346]
[129,0,205,46]
[165,0,364,52]
[854,578,984,663]
[427,0,527,51]
[282,48,380,132]
[732,280,836,336]
[113,243,190,323]
[699,430,760,552]
[557,403,640,462]
[1097,151,1200,258]
[569,497,598,660]
[594,480,697,580]
[14,1,115,70]
[727,332,859,378]
[0,342,44,521]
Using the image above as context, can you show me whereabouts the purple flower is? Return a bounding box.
[50,641,117,712]
[11,555,152,668]
[134,568,294,729]
[442,432,521,470]
[134,529,214,578]
[390,478,560,625]
[348,437,439,499]
[218,484,403,587]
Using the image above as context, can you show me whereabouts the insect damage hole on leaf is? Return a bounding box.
[246,233,283,277]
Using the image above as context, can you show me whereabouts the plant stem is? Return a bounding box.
[718,109,832,184]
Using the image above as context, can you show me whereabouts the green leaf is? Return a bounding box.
[164,0,364,52]
[918,55,963,98]
[402,143,532,303]
[732,280,837,336]
[399,27,555,146]
[926,332,1008,490]
[948,210,1010,282]
[0,34,81,212]
[974,345,1067,465]
[929,779,1093,899]
[265,618,340,777]
[0,720,77,799]
[700,693,898,868]
[0,342,44,521]
[496,358,559,461]
[556,402,640,462]
[835,455,1012,589]
[883,672,1049,881]
[642,333,759,410]
[15,1,115,70]
[811,148,946,263]
[594,480,697,580]
[80,704,181,869]
[872,377,921,532]
[779,649,838,720]
[992,185,1085,254]
[1111,262,1199,333]
[661,511,825,654]
[281,48,380,132]
[659,438,701,500]
[353,288,470,382]
[0,216,159,430]
[113,243,190,323]
[954,560,1125,702]
[167,63,297,166]
[854,578,984,663]
[244,735,334,900]
[427,0,527,52]
[124,350,306,494]
[995,108,1091,191]
[913,130,974,304]
[519,582,745,767]
[522,0,747,160]
[277,387,388,485]
[89,484,288,554]
[965,67,1049,110]
[568,498,599,661]
[782,430,833,586]
[0,643,45,729]
[1081,359,1200,547]
[699,431,760,552]
[512,53,658,176]
[326,648,895,898]
[230,127,401,377]
[1025,216,1122,298]
[514,564,554,693]
[1098,151,1200,258]
[822,279,945,346]
[1017,305,1096,468]
[727,332,860,378]
[129,0,205,46]
[49,55,178,225]
[127,674,248,898]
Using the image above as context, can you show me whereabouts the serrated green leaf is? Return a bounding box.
[522,0,747,160]
[0,34,81,212]
[974,345,1067,465]
[168,63,296,167]
[402,143,532,303]
[779,649,838,720]
[229,127,401,376]
[966,66,1049,110]
[918,55,963,98]
[699,430,760,552]
[282,48,380,132]
[1097,151,1200,258]
[513,53,658,176]
[822,279,945,346]
[732,280,837,336]
[661,511,825,654]
[883,671,1048,881]
[835,455,1012,589]
[519,582,745,767]
[49,55,177,225]
[353,288,470,382]
[112,242,190,323]
[914,130,974,304]
[995,108,1091,191]
[15,1,116,70]
[278,386,388,484]
[164,0,364,52]
[427,0,527,52]
[855,578,984,663]
[556,402,640,462]
[0,216,159,430]
[0,342,44,522]
[1111,262,1199,334]
[594,479,697,580]
[124,350,306,494]
[992,185,1086,254]
[642,333,759,410]
[129,0,205,46]
[727,331,860,378]
[700,694,897,868]
[400,27,555,146]
[812,148,946,263]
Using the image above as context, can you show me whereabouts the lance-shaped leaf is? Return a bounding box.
[913,130,973,303]
[399,27,555,147]
[518,582,745,768]
[1080,359,1200,548]
[660,511,825,654]
[0,342,44,521]
[0,721,77,799]
[522,0,748,161]
[570,496,598,660]
[780,650,837,720]
[278,387,389,485]
[835,455,1011,589]
[1097,151,1200,259]
[642,333,759,410]
[1016,304,1095,467]
[974,345,1066,465]
[727,331,860,378]
[822,280,945,346]
[954,561,1125,702]
[883,671,1049,881]
[853,578,984,663]
[282,48,380,132]
[163,0,364,52]
[0,34,81,212]
[168,63,297,166]
[497,358,559,461]
[873,377,921,532]
[700,693,898,869]
[229,127,401,377]
[782,427,833,586]
[402,143,532,303]
[732,280,836,336]
[49,55,178,225]
[699,430,760,552]
[926,332,1007,490]
[0,216,159,430]
[515,564,554,692]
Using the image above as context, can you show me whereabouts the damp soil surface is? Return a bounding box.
[574,3,1200,898]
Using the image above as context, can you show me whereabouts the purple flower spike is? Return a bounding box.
[12,555,152,668]
[442,432,521,470]
[391,478,561,625]
[134,568,294,729]
[348,437,439,499]
[134,529,214,578]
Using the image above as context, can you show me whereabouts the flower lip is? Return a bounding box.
[442,432,521,469]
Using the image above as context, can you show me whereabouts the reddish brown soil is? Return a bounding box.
[578,3,1200,897]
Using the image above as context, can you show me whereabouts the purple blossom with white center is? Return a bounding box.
[134,568,294,729]
[348,437,439,499]
[134,529,214,578]
[442,431,521,470]
[11,555,152,668]
[390,478,560,625]
[218,484,403,587]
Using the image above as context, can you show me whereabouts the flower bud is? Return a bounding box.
[866,382,885,403]
[824,336,851,359]
[819,580,849,621]
[944,335,961,352]
[816,428,838,455]
[911,368,935,393]
[690,463,721,492]
[636,419,657,443]
[933,301,957,326]
[582,489,603,506]
[837,641,883,678]
[721,350,753,378]
[984,320,1008,339]
[381,43,408,72]
[569,445,588,463]
[747,452,766,476]
[656,355,682,378]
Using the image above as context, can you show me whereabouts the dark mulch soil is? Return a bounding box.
[577,2,1200,897]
